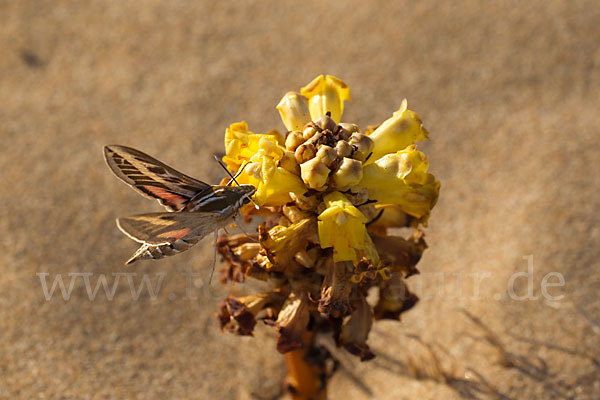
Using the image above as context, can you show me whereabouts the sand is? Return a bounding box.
[1,1,599,399]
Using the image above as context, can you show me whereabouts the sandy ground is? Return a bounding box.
[1,1,599,399]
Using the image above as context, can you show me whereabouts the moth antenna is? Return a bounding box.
[213,156,259,208]
[213,155,249,187]
[231,163,246,182]
[208,228,219,285]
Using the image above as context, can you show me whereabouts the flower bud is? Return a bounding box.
[279,150,301,176]
[289,191,319,210]
[300,157,330,190]
[315,113,338,132]
[335,140,353,158]
[331,157,363,190]
[282,204,312,223]
[300,74,351,123]
[315,145,337,169]
[276,92,312,132]
[294,247,319,269]
[367,99,429,164]
[302,125,318,140]
[232,242,261,261]
[348,133,374,162]
[345,187,369,206]
[338,123,359,140]
[295,143,316,164]
[285,130,305,152]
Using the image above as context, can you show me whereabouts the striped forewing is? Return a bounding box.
[104,145,210,212]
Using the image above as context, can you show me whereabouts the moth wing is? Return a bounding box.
[116,212,223,245]
[104,145,211,212]
[116,212,225,265]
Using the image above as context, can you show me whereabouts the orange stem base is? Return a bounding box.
[283,331,327,400]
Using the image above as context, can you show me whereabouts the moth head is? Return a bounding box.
[239,184,259,209]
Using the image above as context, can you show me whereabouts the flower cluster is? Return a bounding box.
[217,75,439,362]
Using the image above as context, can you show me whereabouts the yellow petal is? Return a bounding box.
[318,192,368,263]
[254,155,307,207]
[300,75,351,124]
[223,121,285,171]
[276,92,312,131]
[356,146,440,223]
[260,218,318,267]
[366,99,429,164]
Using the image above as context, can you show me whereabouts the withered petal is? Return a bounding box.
[371,233,427,278]
[276,292,310,353]
[217,296,257,336]
[318,260,353,318]
[373,274,419,321]
[340,293,375,361]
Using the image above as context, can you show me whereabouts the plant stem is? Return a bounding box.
[283,330,327,400]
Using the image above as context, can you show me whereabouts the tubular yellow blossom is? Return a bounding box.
[318,192,368,263]
[300,75,351,124]
[260,218,318,267]
[277,92,312,132]
[368,204,409,231]
[223,121,284,171]
[366,99,429,164]
[356,145,440,221]
[253,155,307,207]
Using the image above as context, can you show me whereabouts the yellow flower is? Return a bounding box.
[356,145,440,223]
[300,75,351,124]
[223,121,284,171]
[260,218,318,267]
[252,155,307,207]
[276,92,312,132]
[318,192,375,263]
[366,99,429,164]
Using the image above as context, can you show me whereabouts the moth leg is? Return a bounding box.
[208,228,219,284]
[233,217,258,242]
